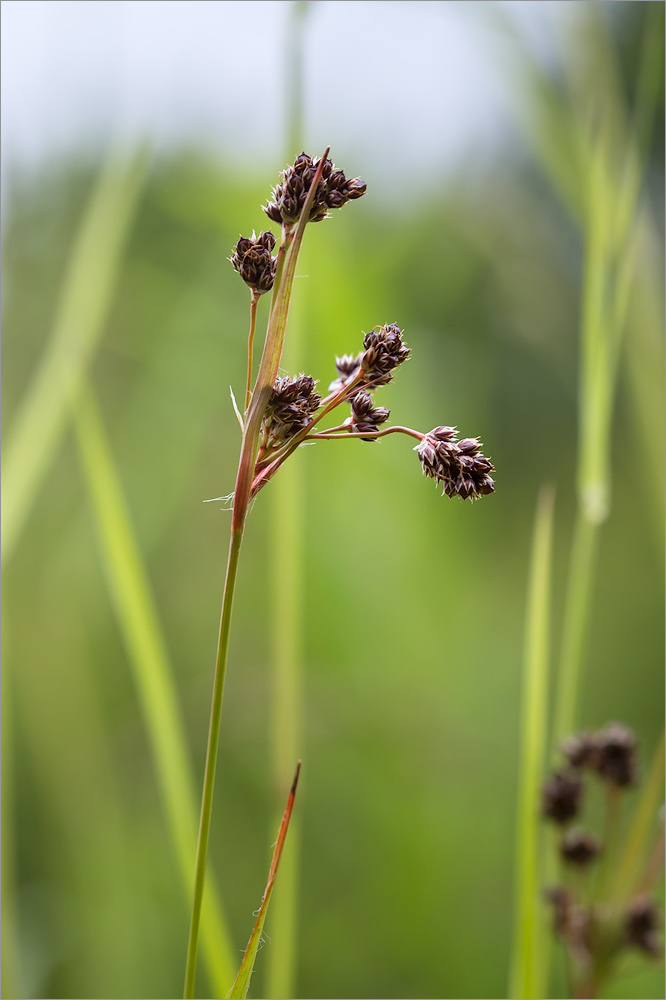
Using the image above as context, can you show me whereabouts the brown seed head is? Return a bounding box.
[360,323,411,387]
[230,231,277,294]
[562,730,599,769]
[542,769,583,825]
[263,152,366,227]
[593,722,638,787]
[416,427,495,501]
[328,353,363,393]
[560,830,602,867]
[349,391,390,440]
[625,898,660,955]
[262,374,321,445]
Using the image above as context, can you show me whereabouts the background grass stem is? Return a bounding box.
[509,486,555,1000]
[73,381,235,996]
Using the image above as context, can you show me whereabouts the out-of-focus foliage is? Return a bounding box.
[2,4,663,999]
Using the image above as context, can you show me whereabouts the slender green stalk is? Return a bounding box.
[245,293,260,412]
[1,617,18,1000]
[73,382,235,995]
[184,527,244,999]
[184,152,330,998]
[509,486,555,1000]
[551,514,599,748]
[267,12,310,991]
[2,145,149,566]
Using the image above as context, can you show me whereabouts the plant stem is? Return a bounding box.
[245,293,260,412]
[509,486,555,1000]
[184,527,244,999]
[305,425,424,442]
[184,151,330,998]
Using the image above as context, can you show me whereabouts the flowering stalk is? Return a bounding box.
[185,148,495,998]
[184,151,331,999]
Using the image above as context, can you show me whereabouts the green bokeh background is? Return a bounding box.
[2,3,664,998]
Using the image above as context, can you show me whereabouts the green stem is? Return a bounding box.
[552,513,599,748]
[509,486,555,1000]
[184,150,330,998]
[184,527,244,999]
[245,293,260,413]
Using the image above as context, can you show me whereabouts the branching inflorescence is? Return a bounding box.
[186,150,495,999]
[542,723,663,998]
[230,150,495,505]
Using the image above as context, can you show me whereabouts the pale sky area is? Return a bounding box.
[1,1,580,194]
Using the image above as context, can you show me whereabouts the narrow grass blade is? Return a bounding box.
[610,729,665,905]
[227,762,302,1000]
[73,381,235,995]
[509,487,555,1000]
[1,616,18,1000]
[2,145,149,566]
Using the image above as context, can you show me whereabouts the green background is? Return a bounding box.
[2,3,663,998]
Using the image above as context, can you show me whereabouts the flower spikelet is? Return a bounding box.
[349,392,390,440]
[416,427,495,501]
[263,152,366,227]
[328,353,362,393]
[542,769,583,824]
[360,323,410,387]
[230,231,277,293]
[593,723,637,787]
[262,374,321,445]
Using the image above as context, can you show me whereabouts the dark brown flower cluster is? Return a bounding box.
[263,152,367,227]
[262,375,321,446]
[416,427,495,501]
[349,392,390,440]
[543,723,662,995]
[360,324,411,387]
[229,231,276,294]
[563,722,638,787]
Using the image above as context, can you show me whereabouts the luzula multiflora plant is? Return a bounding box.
[543,724,663,999]
[184,150,495,998]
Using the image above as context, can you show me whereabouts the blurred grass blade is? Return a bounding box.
[73,381,235,995]
[2,145,149,566]
[509,487,555,1000]
[267,7,311,996]
[611,729,665,904]
[228,762,302,1000]
[1,616,18,1000]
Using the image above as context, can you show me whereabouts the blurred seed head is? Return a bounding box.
[360,323,411,387]
[593,722,638,787]
[263,374,321,446]
[329,353,363,393]
[562,730,599,769]
[545,887,591,961]
[625,898,661,955]
[230,231,277,294]
[349,391,390,440]
[263,152,367,227]
[560,830,602,867]
[542,769,583,824]
[416,426,495,501]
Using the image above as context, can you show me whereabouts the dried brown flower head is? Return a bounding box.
[328,353,363,393]
[263,152,366,227]
[625,898,661,955]
[560,830,602,867]
[230,231,277,294]
[262,374,321,446]
[360,323,411,387]
[542,769,583,824]
[562,731,599,769]
[416,427,495,501]
[349,391,390,440]
[593,722,638,787]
